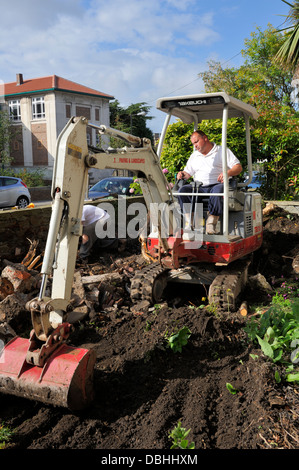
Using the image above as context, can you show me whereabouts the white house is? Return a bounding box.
[2,73,114,181]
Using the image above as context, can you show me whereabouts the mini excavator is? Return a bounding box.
[0,93,263,410]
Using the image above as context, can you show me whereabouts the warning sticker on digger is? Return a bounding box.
[68,143,82,159]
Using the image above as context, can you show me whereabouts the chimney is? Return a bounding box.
[53,75,58,88]
[16,73,23,85]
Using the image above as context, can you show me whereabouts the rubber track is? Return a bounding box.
[208,263,249,311]
[130,263,168,304]
[131,260,249,310]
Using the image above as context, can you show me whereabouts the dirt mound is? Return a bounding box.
[0,210,298,450]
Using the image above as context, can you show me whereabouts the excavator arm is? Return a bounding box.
[30,116,174,333]
[39,117,174,326]
[0,116,175,410]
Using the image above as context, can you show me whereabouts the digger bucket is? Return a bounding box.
[0,336,97,411]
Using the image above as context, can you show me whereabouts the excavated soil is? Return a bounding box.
[0,208,298,451]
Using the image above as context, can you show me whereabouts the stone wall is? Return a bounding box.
[0,203,51,261]
[267,200,299,215]
[28,186,51,202]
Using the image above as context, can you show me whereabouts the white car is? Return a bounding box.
[0,176,31,208]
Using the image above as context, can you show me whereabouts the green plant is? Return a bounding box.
[275,370,282,383]
[0,167,45,186]
[0,422,14,449]
[144,306,160,332]
[188,296,208,310]
[271,278,299,302]
[226,383,239,395]
[16,168,45,186]
[153,304,162,312]
[169,421,195,449]
[244,298,299,383]
[129,167,172,195]
[129,178,143,195]
[206,301,219,317]
[164,326,191,353]
[144,319,153,332]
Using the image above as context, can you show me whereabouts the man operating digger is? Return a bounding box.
[177,130,242,236]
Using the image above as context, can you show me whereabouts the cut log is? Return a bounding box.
[1,264,37,293]
[262,202,277,217]
[81,272,123,285]
[0,278,14,300]
[238,301,248,317]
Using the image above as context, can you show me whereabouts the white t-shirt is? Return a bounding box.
[81,205,110,226]
[184,144,241,186]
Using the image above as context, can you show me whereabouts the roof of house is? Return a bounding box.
[3,74,114,100]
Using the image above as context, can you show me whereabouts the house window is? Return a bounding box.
[66,104,71,118]
[9,100,21,121]
[95,108,100,121]
[76,106,91,120]
[32,97,45,119]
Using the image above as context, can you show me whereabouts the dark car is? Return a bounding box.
[0,176,31,208]
[88,176,134,200]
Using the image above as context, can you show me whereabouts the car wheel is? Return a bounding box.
[17,196,29,208]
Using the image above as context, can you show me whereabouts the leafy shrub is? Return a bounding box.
[169,421,195,449]
[0,168,45,187]
[244,297,299,383]
[164,326,191,353]
[0,422,14,449]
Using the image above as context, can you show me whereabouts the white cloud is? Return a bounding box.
[0,0,221,131]
[0,0,83,28]
[165,0,196,11]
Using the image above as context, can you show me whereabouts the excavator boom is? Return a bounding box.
[0,116,175,410]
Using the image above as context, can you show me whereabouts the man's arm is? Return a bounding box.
[217,163,242,182]
[177,170,192,180]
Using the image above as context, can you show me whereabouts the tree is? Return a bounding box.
[199,25,295,109]
[162,23,299,201]
[109,100,154,146]
[275,0,299,72]
[198,60,251,103]
[0,110,15,171]
[249,85,299,200]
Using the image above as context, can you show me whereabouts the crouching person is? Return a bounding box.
[78,205,118,264]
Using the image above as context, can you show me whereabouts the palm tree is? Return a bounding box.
[275,0,299,76]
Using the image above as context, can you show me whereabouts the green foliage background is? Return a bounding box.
[159,24,299,201]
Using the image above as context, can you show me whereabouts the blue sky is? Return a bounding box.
[0,0,291,132]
